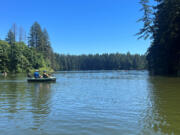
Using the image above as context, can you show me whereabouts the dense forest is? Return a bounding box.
[54,53,147,71]
[138,0,180,76]
[0,22,147,73]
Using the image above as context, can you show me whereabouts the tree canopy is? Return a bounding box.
[54,53,147,71]
[0,22,147,73]
[138,0,180,76]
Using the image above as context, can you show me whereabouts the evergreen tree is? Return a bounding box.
[53,53,147,71]
[42,28,53,59]
[5,30,18,72]
[28,22,55,69]
[5,30,15,45]
[138,0,180,76]
[28,22,43,50]
[136,0,154,39]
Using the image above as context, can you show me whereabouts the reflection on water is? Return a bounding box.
[142,77,180,135]
[28,83,52,129]
[0,71,180,135]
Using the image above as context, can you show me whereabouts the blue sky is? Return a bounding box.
[0,0,151,54]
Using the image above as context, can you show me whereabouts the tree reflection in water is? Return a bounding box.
[140,76,180,135]
[28,82,52,129]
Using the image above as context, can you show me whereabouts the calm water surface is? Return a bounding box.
[0,71,180,135]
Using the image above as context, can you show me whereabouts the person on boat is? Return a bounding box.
[27,72,32,78]
[34,70,40,78]
[2,71,7,77]
[43,71,49,78]
[27,70,32,78]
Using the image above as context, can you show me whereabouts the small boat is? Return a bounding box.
[27,77,56,82]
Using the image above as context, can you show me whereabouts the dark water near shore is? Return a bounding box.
[0,70,180,135]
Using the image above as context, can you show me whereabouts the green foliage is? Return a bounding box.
[0,41,10,72]
[138,0,180,76]
[136,0,154,39]
[28,22,43,49]
[5,30,15,45]
[0,40,49,73]
[0,22,55,73]
[54,53,147,71]
[28,22,54,68]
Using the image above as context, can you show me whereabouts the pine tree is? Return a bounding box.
[42,28,55,68]
[28,22,55,69]
[138,0,180,75]
[136,0,154,39]
[5,30,19,72]
[42,28,52,57]
[5,30,15,45]
[28,22,43,50]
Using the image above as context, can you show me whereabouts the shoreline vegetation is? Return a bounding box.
[0,22,147,74]
[138,0,180,76]
[54,53,147,71]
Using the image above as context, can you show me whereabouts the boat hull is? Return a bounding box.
[27,77,56,82]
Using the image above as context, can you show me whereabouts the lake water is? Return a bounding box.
[0,70,180,135]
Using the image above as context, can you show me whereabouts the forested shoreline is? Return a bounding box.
[0,22,147,73]
[54,53,147,71]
